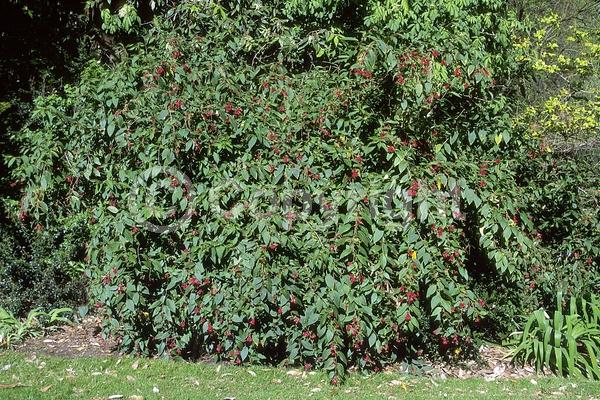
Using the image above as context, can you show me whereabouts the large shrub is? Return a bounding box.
[9,0,549,381]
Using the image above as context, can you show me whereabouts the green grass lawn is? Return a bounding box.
[0,351,599,400]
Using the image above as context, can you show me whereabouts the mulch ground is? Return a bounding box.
[16,317,543,380]
[17,317,118,358]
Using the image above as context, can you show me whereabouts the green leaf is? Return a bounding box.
[372,228,384,244]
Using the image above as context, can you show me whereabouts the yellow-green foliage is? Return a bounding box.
[516,12,600,145]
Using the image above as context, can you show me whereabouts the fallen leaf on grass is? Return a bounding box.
[247,370,256,377]
[126,375,135,382]
[107,395,124,399]
[131,360,139,370]
[286,370,302,377]
[128,396,144,400]
[40,385,52,393]
[152,386,159,394]
[0,383,26,389]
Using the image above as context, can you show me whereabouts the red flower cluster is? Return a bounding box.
[319,127,332,137]
[349,273,365,285]
[172,99,183,110]
[406,291,419,304]
[479,163,488,176]
[386,145,396,153]
[172,50,182,59]
[352,69,373,78]
[442,250,460,263]
[224,102,243,116]
[303,330,317,340]
[407,180,420,197]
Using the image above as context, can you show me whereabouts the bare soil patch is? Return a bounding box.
[17,316,118,358]
[16,318,542,380]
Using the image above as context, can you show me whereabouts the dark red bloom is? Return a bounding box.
[156,66,165,76]
[406,291,419,304]
[172,50,182,59]
[405,312,412,322]
[453,68,462,78]
[319,127,332,137]
[436,226,444,238]
[350,169,360,180]
[352,69,373,79]
[407,180,420,197]
[387,145,396,153]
